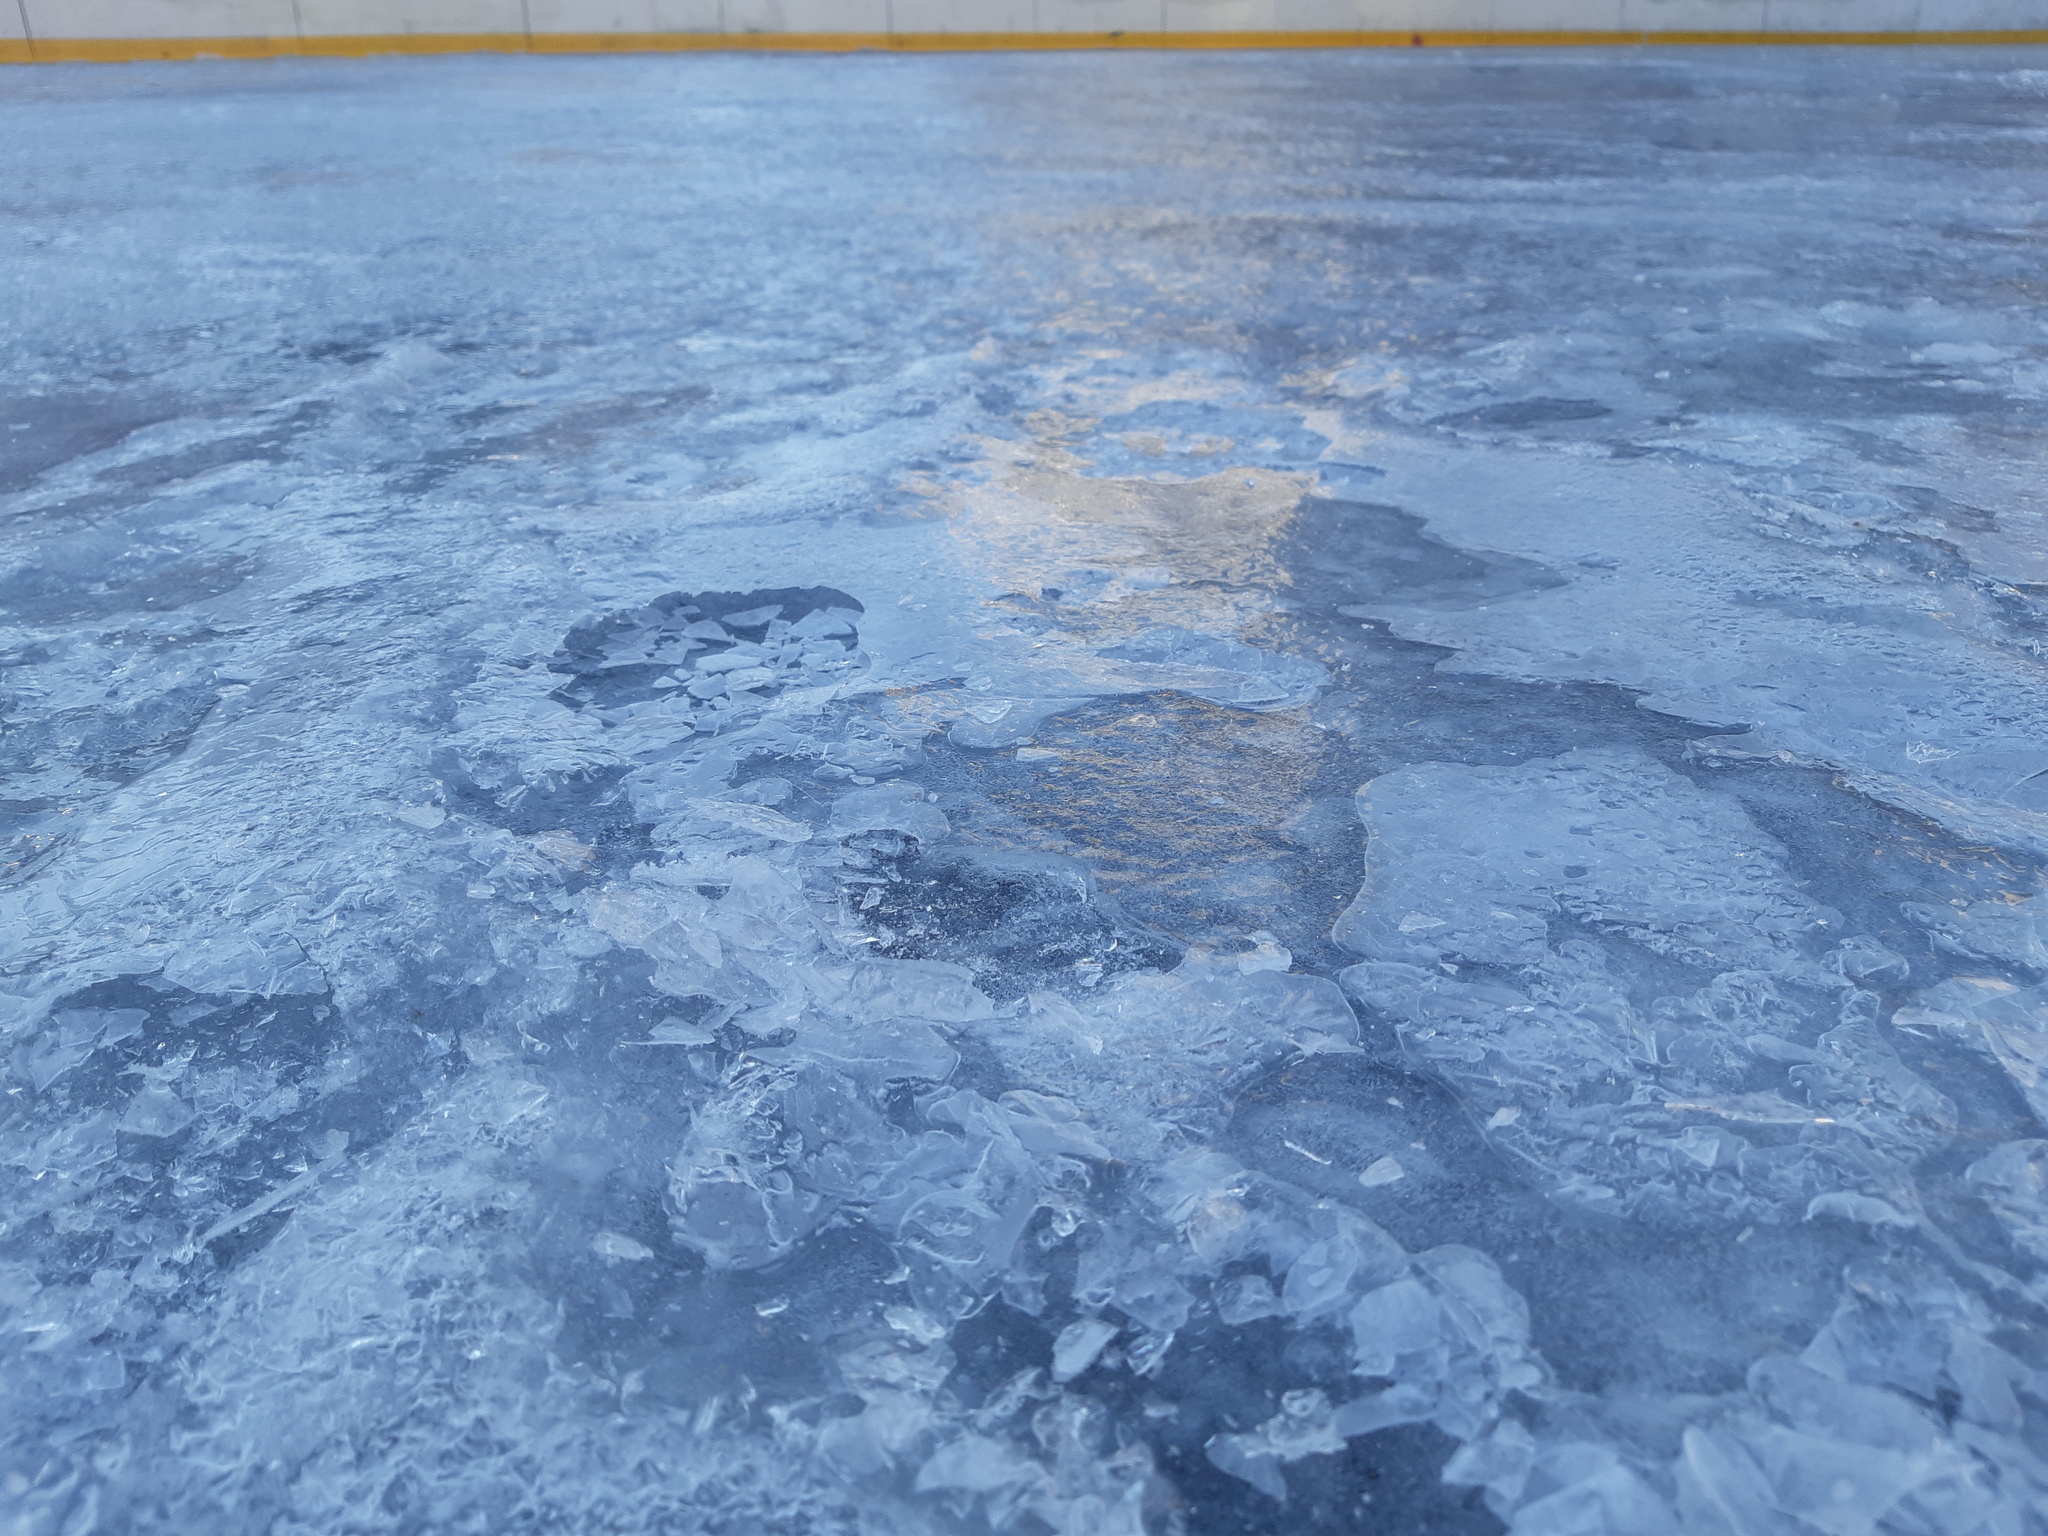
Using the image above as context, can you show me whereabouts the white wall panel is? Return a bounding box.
[1030,0,1168,33]
[1352,0,1495,29]
[889,0,1043,33]
[1914,0,2048,26]
[718,0,888,31]
[13,0,2046,49]
[1489,0,1627,28]
[23,0,295,38]
[1765,0,1925,30]
[294,0,523,33]
[524,0,724,33]
[1616,0,1767,31]
[1155,0,1394,35]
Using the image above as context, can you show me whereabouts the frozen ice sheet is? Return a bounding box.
[4,44,2048,1536]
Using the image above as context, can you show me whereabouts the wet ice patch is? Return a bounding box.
[1090,626,1327,711]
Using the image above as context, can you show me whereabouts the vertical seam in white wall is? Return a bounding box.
[13,0,32,54]
[289,0,303,41]
[520,0,533,48]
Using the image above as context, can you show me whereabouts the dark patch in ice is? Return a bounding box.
[1433,397,1612,430]
[92,403,330,490]
[853,844,1182,1001]
[396,388,712,492]
[548,584,863,710]
[1,683,218,791]
[0,531,259,623]
[1297,496,1569,611]
[1884,482,2000,536]
[432,743,646,845]
[0,972,448,1297]
[0,389,179,494]
[1686,752,2046,970]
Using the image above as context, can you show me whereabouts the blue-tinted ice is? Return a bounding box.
[4,46,2048,1536]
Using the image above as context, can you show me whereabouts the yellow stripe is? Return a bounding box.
[6,28,2048,64]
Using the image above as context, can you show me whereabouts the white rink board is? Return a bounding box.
[13,0,2048,45]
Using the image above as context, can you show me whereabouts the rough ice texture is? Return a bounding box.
[1338,748,1953,1230]
[5,45,2048,1536]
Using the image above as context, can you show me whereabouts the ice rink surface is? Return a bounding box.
[5,44,2048,1535]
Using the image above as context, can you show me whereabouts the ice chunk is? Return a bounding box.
[12,1007,144,1091]
[1349,1278,1442,1378]
[160,931,324,997]
[1442,1416,1537,1514]
[1966,1140,2048,1263]
[1076,1238,1195,1334]
[119,1084,196,1138]
[830,781,951,843]
[947,696,1098,751]
[591,1231,654,1261]
[1893,976,2048,1123]
[1676,1414,1973,1536]
[552,587,859,679]
[1748,1355,1942,1453]
[4,1110,119,1179]
[1515,1444,1678,1535]
[1822,935,1911,988]
[1204,1389,1346,1502]
[1358,1155,1405,1188]
[1051,1317,1119,1382]
[994,1090,1110,1159]
[681,797,811,842]
[789,608,857,640]
[1235,930,1292,974]
[916,1432,1041,1494]
[1213,1273,1284,1324]
[841,957,993,1025]
[751,1014,959,1087]
[669,1060,906,1270]
[1282,1212,1406,1322]
[1902,896,2048,970]
[854,1090,1056,1319]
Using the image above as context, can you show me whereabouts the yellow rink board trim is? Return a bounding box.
[5,28,2048,63]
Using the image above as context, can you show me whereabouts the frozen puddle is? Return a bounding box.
[4,45,2048,1536]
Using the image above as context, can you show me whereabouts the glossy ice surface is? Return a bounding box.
[4,45,2048,1535]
